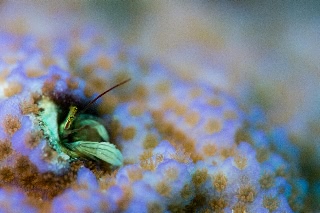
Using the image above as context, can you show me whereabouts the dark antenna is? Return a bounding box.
[80,78,131,114]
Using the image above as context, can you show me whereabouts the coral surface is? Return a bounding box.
[0,29,307,212]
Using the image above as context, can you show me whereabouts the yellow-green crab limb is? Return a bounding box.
[62,141,123,166]
[60,114,109,142]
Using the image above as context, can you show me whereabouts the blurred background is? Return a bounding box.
[0,0,319,210]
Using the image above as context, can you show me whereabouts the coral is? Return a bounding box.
[2,115,21,136]
[213,173,228,192]
[0,26,307,213]
[237,185,256,203]
[3,81,22,97]
[263,195,280,212]
[0,188,36,213]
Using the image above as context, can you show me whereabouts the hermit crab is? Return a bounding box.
[37,79,130,167]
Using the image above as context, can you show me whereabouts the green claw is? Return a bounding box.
[65,141,123,166]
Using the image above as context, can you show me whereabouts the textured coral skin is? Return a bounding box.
[0,29,307,212]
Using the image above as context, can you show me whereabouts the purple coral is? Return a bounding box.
[0,188,37,213]
[0,27,307,213]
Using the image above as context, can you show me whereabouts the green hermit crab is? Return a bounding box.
[37,79,130,167]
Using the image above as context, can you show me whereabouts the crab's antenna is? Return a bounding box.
[63,78,131,131]
[80,78,131,114]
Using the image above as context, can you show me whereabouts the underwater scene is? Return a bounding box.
[0,1,318,212]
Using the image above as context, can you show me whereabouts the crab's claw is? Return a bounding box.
[65,141,123,166]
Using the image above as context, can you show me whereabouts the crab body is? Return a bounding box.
[37,98,123,167]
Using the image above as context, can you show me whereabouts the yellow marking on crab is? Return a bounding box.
[64,106,78,130]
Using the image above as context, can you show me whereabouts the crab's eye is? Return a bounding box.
[64,106,78,130]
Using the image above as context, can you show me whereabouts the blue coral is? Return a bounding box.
[0,189,37,213]
[0,28,307,213]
